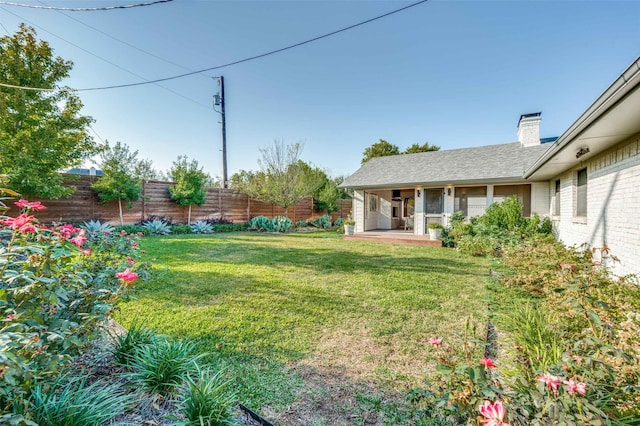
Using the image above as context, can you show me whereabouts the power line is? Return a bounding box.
[0,6,212,109]
[37,0,205,77]
[0,0,174,12]
[76,0,430,91]
[0,0,429,92]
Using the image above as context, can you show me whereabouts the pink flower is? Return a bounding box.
[14,199,46,211]
[119,230,127,236]
[137,232,144,237]
[58,224,78,239]
[1,214,35,231]
[428,337,443,347]
[6,314,15,321]
[115,268,138,283]
[537,373,561,392]
[564,378,586,396]
[479,400,511,426]
[104,230,111,235]
[132,242,138,248]
[480,356,496,369]
[126,256,136,265]
[82,249,92,255]
[70,229,87,247]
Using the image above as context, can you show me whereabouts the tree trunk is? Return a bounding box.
[188,204,192,225]
[118,198,124,226]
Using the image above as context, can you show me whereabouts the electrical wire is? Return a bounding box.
[0,0,429,92]
[0,0,174,12]
[0,6,212,108]
[78,0,429,91]
[36,0,206,77]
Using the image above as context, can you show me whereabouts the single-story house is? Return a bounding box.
[341,55,640,276]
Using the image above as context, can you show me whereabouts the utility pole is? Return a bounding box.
[213,76,228,188]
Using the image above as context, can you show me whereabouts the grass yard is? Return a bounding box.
[114,232,491,425]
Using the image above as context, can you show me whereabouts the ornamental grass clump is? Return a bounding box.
[128,340,202,396]
[0,198,149,422]
[30,377,129,426]
[178,366,238,426]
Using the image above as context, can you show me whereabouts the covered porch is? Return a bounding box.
[350,183,546,236]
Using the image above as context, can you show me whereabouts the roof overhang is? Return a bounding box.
[341,176,533,191]
[525,57,640,180]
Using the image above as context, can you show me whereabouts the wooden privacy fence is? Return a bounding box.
[6,174,352,225]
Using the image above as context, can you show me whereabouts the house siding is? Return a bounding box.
[551,134,640,276]
[353,190,365,233]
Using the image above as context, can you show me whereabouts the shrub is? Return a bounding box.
[115,224,149,236]
[295,219,309,228]
[213,223,248,233]
[191,220,214,234]
[203,216,233,226]
[171,224,193,234]
[178,366,237,426]
[142,219,172,235]
[81,219,115,240]
[128,340,202,396]
[30,377,128,425]
[333,217,344,227]
[271,216,293,233]
[0,200,148,420]
[110,319,158,367]
[311,215,332,229]
[248,216,273,232]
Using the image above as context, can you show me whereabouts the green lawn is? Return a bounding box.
[115,232,491,424]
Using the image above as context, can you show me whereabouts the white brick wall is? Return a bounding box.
[551,135,640,276]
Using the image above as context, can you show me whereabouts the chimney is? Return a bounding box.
[517,112,541,147]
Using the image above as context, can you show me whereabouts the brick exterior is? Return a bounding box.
[550,134,640,276]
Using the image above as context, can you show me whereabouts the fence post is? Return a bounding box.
[141,180,146,222]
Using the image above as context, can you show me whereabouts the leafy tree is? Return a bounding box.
[361,139,400,164]
[403,141,440,154]
[238,141,324,216]
[0,25,99,199]
[91,141,142,225]
[134,158,164,181]
[168,156,208,225]
[314,175,350,214]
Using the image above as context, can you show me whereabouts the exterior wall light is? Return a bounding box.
[576,147,590,159]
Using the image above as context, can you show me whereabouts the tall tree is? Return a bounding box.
[91,141,142,226]
[0,24,99,198]
[403,142,440,154]
[361,139,400,164]
[134,158,164,181]
[240,141,324,216]
[168,156,208,225]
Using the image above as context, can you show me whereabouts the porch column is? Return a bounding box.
[414,187,425,235]
[486,184,494,208]
[443,185,455,227]
[353,190,365,233]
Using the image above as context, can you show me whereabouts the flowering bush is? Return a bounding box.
[0,200,149,421]
[409,240,640,424]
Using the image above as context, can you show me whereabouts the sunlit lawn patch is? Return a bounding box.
[115,232,490,421]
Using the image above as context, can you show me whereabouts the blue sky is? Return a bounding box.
[1,0,639,180]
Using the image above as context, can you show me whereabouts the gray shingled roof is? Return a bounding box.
[340,142,551,189]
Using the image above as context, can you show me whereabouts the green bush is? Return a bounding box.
[170,224,193,234]
[191,220,214,234]
[128,340,202,396]
[333,217,344,227]
[0,200,148,420]
[295,219,309,228]
[178,366,237,426]
[311,215,332,229]
[248,215,273,232]
[114,224,149,236]
[142,219,172,235]
[271,216,293,233]
[213,223,248,233]
[31,378,129,426]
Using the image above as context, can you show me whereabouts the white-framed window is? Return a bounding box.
[576,168,587,217]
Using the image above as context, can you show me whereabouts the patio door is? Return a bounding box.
[425,188,444,226]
